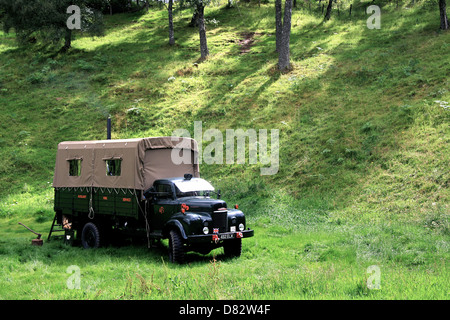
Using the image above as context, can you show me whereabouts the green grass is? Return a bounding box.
[1,215,448,299]
[0,1,449,299]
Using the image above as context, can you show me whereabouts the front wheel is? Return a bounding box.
[168,230,185,264]
[223,238,242,258]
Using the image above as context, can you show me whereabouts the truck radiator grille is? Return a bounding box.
[212,210,228,233]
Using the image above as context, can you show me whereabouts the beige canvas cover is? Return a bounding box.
[53,137,199,190]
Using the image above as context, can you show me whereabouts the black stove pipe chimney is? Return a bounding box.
[107,117,111,140]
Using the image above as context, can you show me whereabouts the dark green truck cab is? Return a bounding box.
[50,137,254,263]
[146,176,254,263]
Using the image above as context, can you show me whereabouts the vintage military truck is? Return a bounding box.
[49,136,253,263]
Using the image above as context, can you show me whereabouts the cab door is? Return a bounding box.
[151,182,177,232]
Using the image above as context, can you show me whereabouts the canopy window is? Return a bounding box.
[68,159,82,177]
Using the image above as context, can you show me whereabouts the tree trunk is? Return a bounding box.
[439,0,449,30]
[189,8,199,27]
[275,0,282,52]
[324,0,333,20]
[197,3,209,59]
[278,0,292,71]
[168,0,175,45]
[63,29,72,51]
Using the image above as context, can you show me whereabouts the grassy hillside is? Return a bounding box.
[0,0,448,300]
[0,1,448,222]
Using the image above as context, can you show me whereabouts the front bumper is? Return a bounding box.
[187,229,254,244]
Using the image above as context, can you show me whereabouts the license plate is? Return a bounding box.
[220,233,235,240]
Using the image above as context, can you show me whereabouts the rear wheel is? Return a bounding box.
[168,230,185,264]
[81,222,101,249]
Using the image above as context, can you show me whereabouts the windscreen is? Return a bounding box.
[174,178,214,193]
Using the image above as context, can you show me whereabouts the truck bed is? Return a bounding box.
[54,187,142,219]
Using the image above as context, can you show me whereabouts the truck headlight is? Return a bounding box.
[203,227,209,235]
[239,223,244,231]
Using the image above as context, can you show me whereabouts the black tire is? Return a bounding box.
[223,238,242,258]
[81,222,101,249]
[168,230,185,264]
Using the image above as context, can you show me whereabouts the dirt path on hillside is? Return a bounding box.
[239,32,264,54]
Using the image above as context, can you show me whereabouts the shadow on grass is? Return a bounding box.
[44,234,235,266]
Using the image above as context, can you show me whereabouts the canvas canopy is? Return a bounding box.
[53,136,199,191]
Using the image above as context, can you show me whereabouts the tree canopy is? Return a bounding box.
[0,0,103,49]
